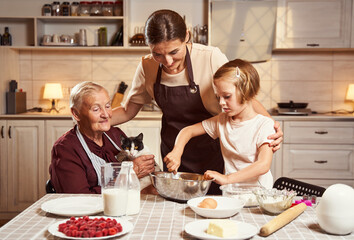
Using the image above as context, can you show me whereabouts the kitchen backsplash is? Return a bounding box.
[18,50,354,114]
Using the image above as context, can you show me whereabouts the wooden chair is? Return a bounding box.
[273,177,325,197]
[45,179,56,193]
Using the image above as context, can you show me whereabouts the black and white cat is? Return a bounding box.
[116,133,160,190]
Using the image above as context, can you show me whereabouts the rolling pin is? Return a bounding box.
[259,203,307,237]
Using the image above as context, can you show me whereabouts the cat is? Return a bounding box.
[116,133,161,190]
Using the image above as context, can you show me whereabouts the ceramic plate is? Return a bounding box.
[41,197,103,217]
[184,219,258,240]
[48,217,133,239]
[187,196,244,218]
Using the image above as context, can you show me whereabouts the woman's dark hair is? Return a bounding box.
[145,9,187,45]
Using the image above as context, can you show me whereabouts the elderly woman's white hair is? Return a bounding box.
[70,81,108,110]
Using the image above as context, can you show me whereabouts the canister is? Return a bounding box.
[71,2,80,16]
[79,1,91,16]
[60,2,71,16]
[98,27,107,46]
[113,0,123,16]
[52,1,60,16]
[42,4,52,16]
[102,1,114,16]
[90,1,103,16]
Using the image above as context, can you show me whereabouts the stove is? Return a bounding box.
[276,108,312,116]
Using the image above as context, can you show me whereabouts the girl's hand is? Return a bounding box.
[163,151,182,174]
[268,120,283,152]
[204,170,229,185]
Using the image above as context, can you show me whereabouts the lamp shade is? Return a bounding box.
[346,84,354,101]
[43,83,63,99]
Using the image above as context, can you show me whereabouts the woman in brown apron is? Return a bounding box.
[111,10,283,195]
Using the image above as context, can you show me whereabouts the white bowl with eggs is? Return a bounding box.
[187,196,245,218]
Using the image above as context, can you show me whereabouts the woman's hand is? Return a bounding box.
[132,154,155,178]
[204,170,228,185]
[163,150,182,174]
[268,120,283,152]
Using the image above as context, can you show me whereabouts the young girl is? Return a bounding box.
[163,59,275,189]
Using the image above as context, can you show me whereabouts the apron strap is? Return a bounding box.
[76,126,121,186]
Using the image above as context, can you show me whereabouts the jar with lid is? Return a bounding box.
[102,1,114,16]
[79,1,91,16]
[42,4,52,16]
[52,1,60,16]
[90,1,103,16]
[60,2,71,16]
[113,0,123,16]
[71,2,80,16]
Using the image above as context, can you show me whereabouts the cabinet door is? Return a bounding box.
[7,120,45,212]
[118,120,162,168]
[43,120,75,196]
[275,0,352,48]
[0,120,7,211]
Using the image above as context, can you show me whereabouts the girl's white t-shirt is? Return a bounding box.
[202,113,275,189]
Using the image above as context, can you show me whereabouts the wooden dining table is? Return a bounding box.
[0,193,352,240]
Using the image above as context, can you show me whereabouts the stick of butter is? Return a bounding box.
[207,219,238,238]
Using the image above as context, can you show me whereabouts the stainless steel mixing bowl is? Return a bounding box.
[150,171,213,203]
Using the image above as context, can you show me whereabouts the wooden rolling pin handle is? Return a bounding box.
[259,202,307,237]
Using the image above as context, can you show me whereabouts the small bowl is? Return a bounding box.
[150,172,213,203]
[220,183,264,207]
[187,196,245,218]
[253,188,296,215]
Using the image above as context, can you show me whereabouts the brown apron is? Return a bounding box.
[153,47,224,195]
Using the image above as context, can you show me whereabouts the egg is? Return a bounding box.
[316,184,354,235]
[198,198,217,209]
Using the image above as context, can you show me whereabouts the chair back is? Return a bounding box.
[46,179,56,193]
[273,177,325,197]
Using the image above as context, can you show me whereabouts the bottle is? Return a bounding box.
[2,27,12,46]
[116,161,140,215]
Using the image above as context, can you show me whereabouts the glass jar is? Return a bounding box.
[90,1,103,16]
[60,2,71,16]
[102,1,114,16]
[42,4,52,16]
[71,2,80,16]
[79,1,91,16]
[52,1,60,16]
[113,0,123,16]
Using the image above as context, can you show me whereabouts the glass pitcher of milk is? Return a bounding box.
[118,161,140,215]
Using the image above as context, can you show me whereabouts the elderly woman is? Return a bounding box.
[49,81,156,193]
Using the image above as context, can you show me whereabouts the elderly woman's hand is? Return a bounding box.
[132,154,155,178]
[268,120,283,152]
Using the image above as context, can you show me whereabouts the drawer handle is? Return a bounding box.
[1,126,3,138]
[314,160,328,164]
[315,131,328,135]
[8,126,11,139]
[307,43,320,47]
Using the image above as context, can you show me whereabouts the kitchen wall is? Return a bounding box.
[18,50,354,114]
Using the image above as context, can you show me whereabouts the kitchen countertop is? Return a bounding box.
[1,111,353,121]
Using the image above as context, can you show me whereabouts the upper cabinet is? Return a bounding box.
[275,0,352,49]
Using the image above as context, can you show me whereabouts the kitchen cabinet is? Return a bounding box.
[0,118,74,218]
[282,121,354,188]
[118,119,162,168]
[2,120,45,213]
[275,0,352,49]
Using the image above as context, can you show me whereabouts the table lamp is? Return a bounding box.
[346,84,354,113]
[43,83,63,113]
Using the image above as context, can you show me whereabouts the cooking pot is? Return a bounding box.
[277,100,308,109]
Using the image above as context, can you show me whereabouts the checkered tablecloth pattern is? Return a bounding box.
[0,194,353,240]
